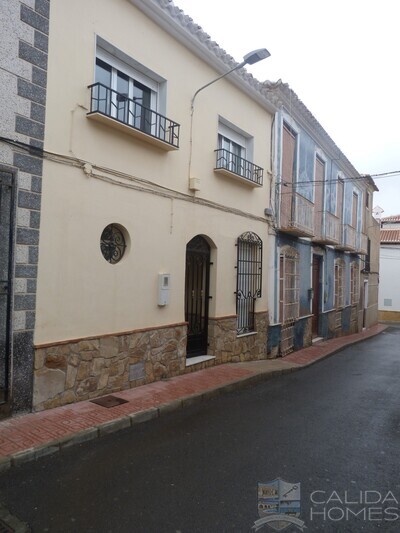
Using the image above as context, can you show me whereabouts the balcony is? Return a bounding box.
[313,211,340,245]
[338,224,357,251]
[358,233,368,255]
[87,83,180,151]
[214,148,263,187]
[280,193,314,237]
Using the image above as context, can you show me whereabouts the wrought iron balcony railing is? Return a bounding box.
[292,193,314,236]
[87,83,180,149]
[341,224,357,251]
[324,211,340,244]
[279,192,314,237]
[214,148,263,186]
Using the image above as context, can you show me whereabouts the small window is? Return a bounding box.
[334,259,345,309]
[215,119,262,185]
[87,38,180,150]
[350,261,359,304]
[236,232,262,334]
[100,224,127,264]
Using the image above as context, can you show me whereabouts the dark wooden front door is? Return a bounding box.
[185,236,210,357]
[312,255,321,337]
[0,170,14,415]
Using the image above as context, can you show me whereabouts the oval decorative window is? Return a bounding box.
[100,224,127,264]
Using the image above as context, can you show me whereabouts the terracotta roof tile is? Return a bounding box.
[381,229,400,243]
[381,214,400,223]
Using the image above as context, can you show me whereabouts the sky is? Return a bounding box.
[175,0,400,216]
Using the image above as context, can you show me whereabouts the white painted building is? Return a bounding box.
[379,215,400,322]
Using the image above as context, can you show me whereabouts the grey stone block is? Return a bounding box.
[20,4,49,34]
[32,65,47,88]
[15,294,36,310]
[35,0,50,19]
[30,210,40,229]
[18,190,41,210]
[16,115,44,140]
[30,103,45,123]
[16,227,39,245]
[27,278,37,293]
[29,139,44,154]
[29,245,39,263]
[18,78,46,105]
[129,408,159,426]
[25,310,36,329]
[34,30,48,52]
[15,264,38,278]
[19,40,47,70]
[14,151,43,174]
[31,175,42,192]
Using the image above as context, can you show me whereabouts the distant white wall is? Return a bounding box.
[379,245,400,312]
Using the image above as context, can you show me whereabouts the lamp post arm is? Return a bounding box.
[190,60,246,112]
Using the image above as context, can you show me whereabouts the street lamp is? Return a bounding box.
[191,48,271,110]
[189,48,271,190]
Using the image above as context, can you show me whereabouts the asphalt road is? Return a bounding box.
[1,327,400,532]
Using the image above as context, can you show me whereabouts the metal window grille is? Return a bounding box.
[350,261,359,305]
[279,247,299,356]
[100,224,126,264]
[236,232,262,335]
[334,259,345,329]
[334,260,345,309]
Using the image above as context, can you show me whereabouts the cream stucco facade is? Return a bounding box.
[33,0,276,409]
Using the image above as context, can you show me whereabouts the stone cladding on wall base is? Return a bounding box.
[33,323,187,411]
[208,311,270,364]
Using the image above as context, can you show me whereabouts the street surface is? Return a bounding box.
[1,327,400,532]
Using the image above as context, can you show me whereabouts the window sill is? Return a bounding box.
[236,331,257,339]
[214,167,262,187]
[87,112,179,152]
[185,355,216,367]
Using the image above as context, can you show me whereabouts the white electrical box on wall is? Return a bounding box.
[158,273,170,306]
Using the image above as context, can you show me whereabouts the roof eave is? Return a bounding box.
[128,0,278,114]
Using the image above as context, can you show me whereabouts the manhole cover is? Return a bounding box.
[90,395,129,408]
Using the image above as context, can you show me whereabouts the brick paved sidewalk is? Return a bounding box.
[0,323,386,472]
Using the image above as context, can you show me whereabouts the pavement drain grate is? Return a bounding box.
[90,395,129,408]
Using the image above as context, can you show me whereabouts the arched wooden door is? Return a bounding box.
[185,236,210,357]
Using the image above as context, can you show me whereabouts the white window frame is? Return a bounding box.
[95,36,166,115]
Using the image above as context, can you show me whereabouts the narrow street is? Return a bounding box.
[1,327,400,532]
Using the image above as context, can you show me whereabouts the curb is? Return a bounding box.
[0,325,386,473]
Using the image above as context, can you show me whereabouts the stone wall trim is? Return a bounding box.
[35,321,188,349]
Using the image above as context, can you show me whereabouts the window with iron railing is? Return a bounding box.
[235,232,262,335]
[279,247,300,323]
[215,121,263,186]
[350,261,359,304]
[334,259,345,309]
[88,49,180,148]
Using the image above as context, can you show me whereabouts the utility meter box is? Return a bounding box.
[158,273,170,306]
